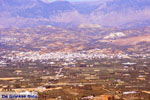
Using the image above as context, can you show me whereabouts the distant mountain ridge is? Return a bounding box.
[0,0,75,17]
[99,0,150,14]
[0,0,150,28]
[15,1,75,18]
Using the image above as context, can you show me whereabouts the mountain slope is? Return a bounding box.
[0,0,75,18]
[15,1,75,18]
[0,0,150,28]
[90,0,150,26]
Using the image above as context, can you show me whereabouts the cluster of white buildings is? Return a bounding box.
[2,51,130,62]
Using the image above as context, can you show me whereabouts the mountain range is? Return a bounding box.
[0,0,150,28]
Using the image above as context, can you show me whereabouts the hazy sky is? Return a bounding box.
[43,0,98,2]
[47,0,113,2]
[61,0,112,2]
[68,0,95,1]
